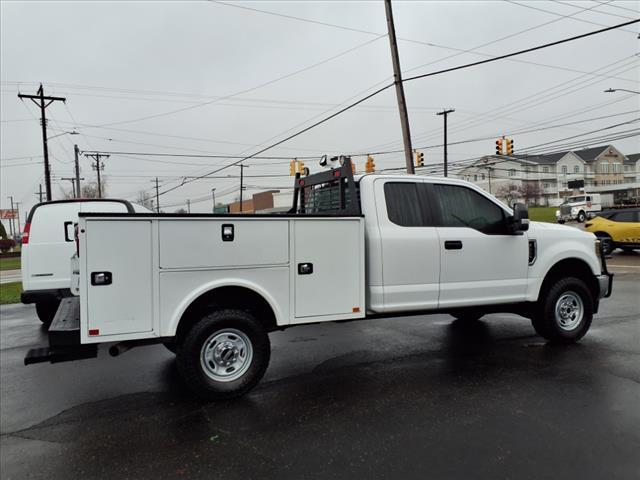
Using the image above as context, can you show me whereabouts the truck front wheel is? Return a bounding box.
[532,277,593,343]
[577,211,586,223]
[176,309,270,400]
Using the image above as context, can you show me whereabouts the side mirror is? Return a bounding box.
[509,202,529,233]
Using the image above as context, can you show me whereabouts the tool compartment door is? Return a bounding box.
[85,219,154,336]
[293,219,364,319]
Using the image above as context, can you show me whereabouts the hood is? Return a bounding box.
[528,221,595,239]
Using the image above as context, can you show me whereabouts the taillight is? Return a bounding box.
[74,224,79,256]
[21,223,31,244]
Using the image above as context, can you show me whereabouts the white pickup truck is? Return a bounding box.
[25,158,613,400]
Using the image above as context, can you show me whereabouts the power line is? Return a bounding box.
[92,35,386,128]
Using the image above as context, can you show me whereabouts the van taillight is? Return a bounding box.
[74,224,79,256]
[21,223,31,244]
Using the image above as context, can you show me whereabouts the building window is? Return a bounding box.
[562,166,567,174]
[573,165,580,174]
[543,166,549,173]
[613,163,621,173]
[600,163,609,174]
[524,167,530,175]
[509,169,516,177]
[543,183,549,189]
[474,174,478,181]
[624,165,630,172]
[481,174,485,180]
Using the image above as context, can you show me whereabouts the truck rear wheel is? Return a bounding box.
[176,309,270,400]
[35,300,59,325]
[532,277,593,343]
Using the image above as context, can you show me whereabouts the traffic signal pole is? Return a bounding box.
[384,0,414,175]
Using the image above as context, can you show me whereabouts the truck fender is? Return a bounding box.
[166,279,284,338]
[526,241,600,302]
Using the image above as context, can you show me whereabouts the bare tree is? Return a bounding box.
[520,182,542,206]
[135,190,154,210]
[174,208,187,214]
[496,183,522,205]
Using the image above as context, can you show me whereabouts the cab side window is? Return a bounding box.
[433,184,507,234]
[384,182,433,227]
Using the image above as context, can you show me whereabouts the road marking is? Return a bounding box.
[608,264,640,269]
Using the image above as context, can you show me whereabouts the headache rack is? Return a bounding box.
[289,156,361,215]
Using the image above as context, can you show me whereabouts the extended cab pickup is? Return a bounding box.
[25,158,613,400]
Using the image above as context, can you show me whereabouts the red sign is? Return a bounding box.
[0,209,17,219]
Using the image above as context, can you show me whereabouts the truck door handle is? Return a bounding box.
[64,221,74,242]
[297,263,313,275]
[444,240,463,250]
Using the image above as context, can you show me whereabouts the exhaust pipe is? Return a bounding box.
[109,343,132,357]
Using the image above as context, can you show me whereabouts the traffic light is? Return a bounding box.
[415,150,424,168]
[297,161,305,175]
[365,155,376,173]
[495,138,503,156]
[505,138,514,155]
[289,160,296,176]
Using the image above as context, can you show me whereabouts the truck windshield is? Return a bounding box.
[563,196,585,204]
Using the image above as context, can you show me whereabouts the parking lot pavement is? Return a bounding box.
[1,269,638,479]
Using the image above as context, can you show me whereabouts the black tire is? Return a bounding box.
[577,211,586,223]
[35,300,59,325]
[176,309,270,400]
[595,233,614,255]
[531,277,593,344]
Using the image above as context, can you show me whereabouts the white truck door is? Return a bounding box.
[432,183,528,307]
[374,180,440,312]
[85,219,154,336]
[293,219,364,319]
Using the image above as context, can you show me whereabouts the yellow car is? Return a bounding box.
[584,209,640,254]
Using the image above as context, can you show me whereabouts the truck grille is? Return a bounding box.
[560,205,572,215]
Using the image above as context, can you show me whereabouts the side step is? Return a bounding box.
[24,345,97,365]
[24,297,97,366]
[49,297,80,347]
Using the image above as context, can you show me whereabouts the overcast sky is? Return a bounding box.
[1,0,639,216]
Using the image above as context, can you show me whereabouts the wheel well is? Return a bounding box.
[593,231,611,238]
[539,258,599,302]
[175,286,278,341]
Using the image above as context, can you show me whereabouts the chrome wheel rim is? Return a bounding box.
[555,291,584,331]
[200,329,253,382]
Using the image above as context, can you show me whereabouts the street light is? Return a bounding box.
[47,130,79,140]
[604,88,640,94]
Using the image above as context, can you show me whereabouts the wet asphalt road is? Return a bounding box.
[1,266,639,479]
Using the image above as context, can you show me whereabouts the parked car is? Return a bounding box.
[584,208,640,254]
[25,159,613,400]
[21,199,150,324]
[556,194,602,223]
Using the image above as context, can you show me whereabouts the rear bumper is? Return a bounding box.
[21,288,72,305]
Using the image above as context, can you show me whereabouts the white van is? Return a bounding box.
[21,199,149,324]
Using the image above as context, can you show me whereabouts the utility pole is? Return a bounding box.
[84,153,109,198]
[74,145,82,198]
[187,199,191,213]
[436,108,455,177]
[36,184,44,203]
[7,196,14,237]
[17,84,66,201]
[239,164,248,212]
[384,0,414,174]
[211,188,216,213]
[152,177,160,213]
[62,177,84,198]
